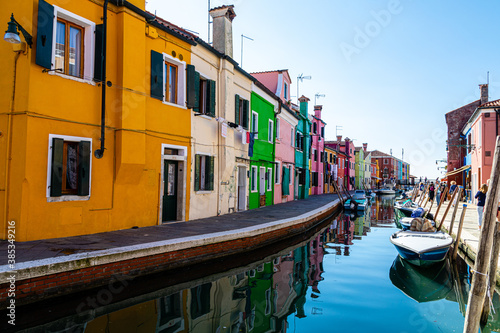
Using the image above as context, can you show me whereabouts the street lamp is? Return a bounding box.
[296,73,311,104]
[4,14,32,48]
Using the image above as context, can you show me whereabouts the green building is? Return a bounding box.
[295,96,311,199]
[249,87,277,209]
[354,147,365,189]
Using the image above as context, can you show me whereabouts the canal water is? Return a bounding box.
[12,196,500,332]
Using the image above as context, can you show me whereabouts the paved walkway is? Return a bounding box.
[0,193,343,281]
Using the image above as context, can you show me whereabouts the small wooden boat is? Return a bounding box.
[344,190,368,210]
[377,188,396,195]
[390,230,453,266]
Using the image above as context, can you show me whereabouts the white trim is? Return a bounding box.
[276,118,280,141]
[50,6,95,83]
[162,52,187,107]
[46,134,92,202]
[267,168,272,191]
[251,166,258,192]
[159,143,188,223]
[268,119,274,143]
[275,161,281,185]
[252,111,259,139]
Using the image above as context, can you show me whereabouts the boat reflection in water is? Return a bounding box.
[390,255,454,303]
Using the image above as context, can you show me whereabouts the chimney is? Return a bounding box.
[298,95,310,117]
[479,84,488,105]
[337,135,342,143]
[363,143,367,153]
[209,5,236,57]
[314,105,322,119]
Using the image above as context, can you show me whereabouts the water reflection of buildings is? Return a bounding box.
[78,237,327,333]
[370,196,395,226]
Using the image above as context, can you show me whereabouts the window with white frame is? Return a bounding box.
[276,118,280,140]
[36,1,96,82]
[252,111,259,139]
[150,51,186,107]
[267,168,273,191]
[275,162,280,184]
[47,134,91,200]
[268,119,273,143]
[251,166,258,192]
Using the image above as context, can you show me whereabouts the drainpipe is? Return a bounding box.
[4,51,21,235]
[95,0,108,159]
[495,108,500,137]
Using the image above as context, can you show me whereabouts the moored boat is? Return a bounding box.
[390,230,453,266]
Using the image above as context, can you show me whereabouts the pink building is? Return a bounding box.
[463,98,500,193]
[251,70,298,203]
[311,106,326,195]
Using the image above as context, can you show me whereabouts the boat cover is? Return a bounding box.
[410,218,436,232]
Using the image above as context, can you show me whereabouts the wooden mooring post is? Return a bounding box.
[447,188,463,236]
[418,184,429,206]
[333,182,344,205]
[452,204,467,261]
[481,221,500,324]
[434,186,449,219]
[464,136,500,333]
[437,189,458,231]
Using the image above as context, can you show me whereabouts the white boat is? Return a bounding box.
[377,189,396,195]
[390,230,454,266]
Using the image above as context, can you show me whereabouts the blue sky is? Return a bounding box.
[145,0,500,179]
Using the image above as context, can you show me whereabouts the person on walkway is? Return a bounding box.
[428,182,435,202]
[448,180,457,200]
[475,183,488,230]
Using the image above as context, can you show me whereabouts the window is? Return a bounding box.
[251,166,258,192]
[267,168,273,191]
[252,111,259,139]
[55,19,83,77]
[268,120,274,143]
[321,126,325,138]
[186,65,216,117]
[47,135,91,199]
[313,149,317,162]
[284,82,288,100]
[194,154,214,191]
[151,51,186,107]
[313,122,317,134]
[384,159,388,164]
[312,172,318,187]
[291,128,294,147]
[165,62,178,104]
[275,162,280,184]
[235,95,249,128]
[36,0,96,81]
[276,118,280,140]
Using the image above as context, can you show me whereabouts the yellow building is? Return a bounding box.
[1,0,195,241]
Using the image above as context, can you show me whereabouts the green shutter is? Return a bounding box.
[50,138,64,197]
[208,80,216,117]
[235,94,240,125]
[194,154,200,191]
[35,0,54,69]
[150,50,164,100]
[77,141,91,196]
[243,99,249,129]
[193,71,200,112]
[207,156,214,191]
[93,24,103,82]
[186,64,196,109]
[282,166,290,196]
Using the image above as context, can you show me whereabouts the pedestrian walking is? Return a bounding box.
[448,180,457,200]
[475,183,488,230]
[428,182,435,202]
